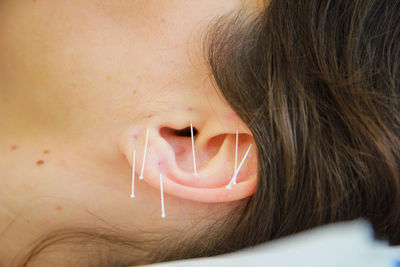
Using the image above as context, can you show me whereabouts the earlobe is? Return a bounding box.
[118,120,258,203]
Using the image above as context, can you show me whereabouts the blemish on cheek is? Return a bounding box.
[55,205,63,211]
[36,160,45,166]
[43,150,50,154]
[11,145,18,151]
[106,76,111,82]
[132,90,137,95]
[187,107,193,111]
[132,134,138,140]
[161,18,166,23]
[147,114,153,118]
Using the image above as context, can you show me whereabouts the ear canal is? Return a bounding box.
[160,126,226,178]
[160,126,202,174]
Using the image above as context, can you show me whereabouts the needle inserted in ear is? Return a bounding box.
[226,143,253,190]
[190,122,198,177]
[234,129,239,184]
[160,173,166,218]
[139,128,149,180]
[130,145,136,198]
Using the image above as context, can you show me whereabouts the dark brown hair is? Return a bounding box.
[204,0,400,247]
[17,0,400,266]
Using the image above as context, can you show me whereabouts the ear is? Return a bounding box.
[118,115,257,203]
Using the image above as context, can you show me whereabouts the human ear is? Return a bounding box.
[118,115,257,203]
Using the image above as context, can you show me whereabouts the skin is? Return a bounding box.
[0,0,262,265]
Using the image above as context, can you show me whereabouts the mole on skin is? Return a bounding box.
[36,160,45,166]
[11,145,18,150]
[55,205,63,211]
[43,150,50,154]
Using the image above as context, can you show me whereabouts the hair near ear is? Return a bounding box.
[203,0,400,251]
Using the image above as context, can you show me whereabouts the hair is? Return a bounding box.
[17,0,400,266]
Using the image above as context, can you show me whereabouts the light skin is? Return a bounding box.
[0,0,261,265]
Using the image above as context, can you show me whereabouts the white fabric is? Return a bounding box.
[147,220,399,267]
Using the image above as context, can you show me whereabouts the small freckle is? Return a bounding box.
[161,18,166,22]
[11,145,18,150]
[147,114,153,118]
[132,90,137,95]
[43,150,50,154]
[36,160,44,166]
[55,205,63,211]
[106,76,111,82]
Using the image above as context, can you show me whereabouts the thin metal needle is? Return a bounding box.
[226,143,253,190]
[160,173,166,218]
[130,145,136,198]
[139,128,149,180]
[234,129,239,184]
[190,123,198,177]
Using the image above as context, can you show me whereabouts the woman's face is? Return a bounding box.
[0,0,260,264]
